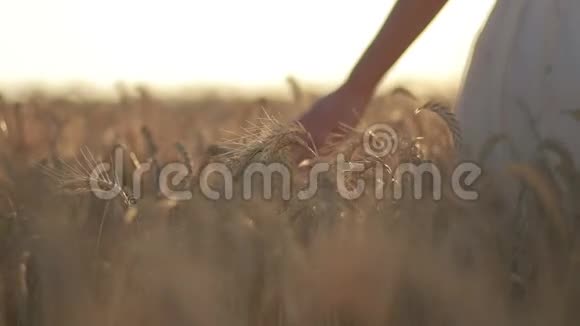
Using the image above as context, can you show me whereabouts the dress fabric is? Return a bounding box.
[456,0,580,172]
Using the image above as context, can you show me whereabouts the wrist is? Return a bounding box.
[339,80,373,116]
[342,76,375,103]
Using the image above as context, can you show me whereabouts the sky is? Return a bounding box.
[0,0,496,93]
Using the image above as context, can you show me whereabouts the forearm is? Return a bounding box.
[345,0,448,98]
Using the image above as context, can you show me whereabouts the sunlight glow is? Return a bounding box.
[0,0,495,91]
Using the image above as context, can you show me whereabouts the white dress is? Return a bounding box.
[456,0,580,173]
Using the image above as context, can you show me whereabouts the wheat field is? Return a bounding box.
[0,82,578,326]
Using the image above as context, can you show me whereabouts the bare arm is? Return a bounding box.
[346,0,449,99]
[298,0,448,150]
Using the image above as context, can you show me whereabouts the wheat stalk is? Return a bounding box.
[415,101,461,151]
[286,76,304,105]
[175,142,194,175]
[507,163,567,243]
[41,146,135,208]
[218,111,315,169]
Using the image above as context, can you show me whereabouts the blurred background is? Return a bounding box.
[5,2,580,325]
[0,0,495,97]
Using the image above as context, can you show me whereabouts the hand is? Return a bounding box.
[297,84,371,153]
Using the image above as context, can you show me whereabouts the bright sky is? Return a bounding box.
[0,0,495,93]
